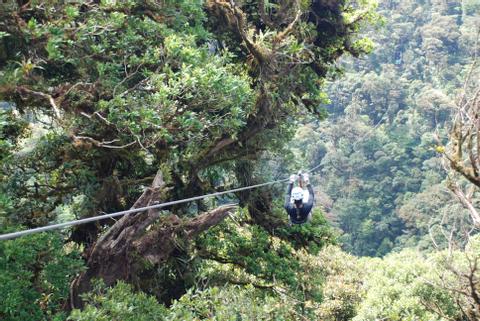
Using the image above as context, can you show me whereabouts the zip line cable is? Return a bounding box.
[0,112,388,241]
[0,164,322,241]
[0,179,286,241]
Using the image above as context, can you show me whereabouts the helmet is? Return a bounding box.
[291,187,304,201]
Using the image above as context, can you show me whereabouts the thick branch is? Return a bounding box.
[206,0,270,65]
[16,86,61,119]
[274,10,301,44]
[135,204,237,265]
[449,183,480,227]
[72,135,137,149]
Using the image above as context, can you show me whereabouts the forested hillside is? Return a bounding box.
[1,0,479,320]
[298,0,480,256]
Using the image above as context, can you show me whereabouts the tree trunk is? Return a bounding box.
[69,170,236,309]
[235,161,285,232]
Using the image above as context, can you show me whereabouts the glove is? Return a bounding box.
[289,174,296,184]
[303,173,310,184]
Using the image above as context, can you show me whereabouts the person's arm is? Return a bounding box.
[302,173,314,207]
[284,174,296,209]
[300,184,315,218]
[284,183,294,209]
[305,184,314,207]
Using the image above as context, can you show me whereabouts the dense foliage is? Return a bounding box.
[0,232,83,321]
[0,0,375,320]
[1,0,479,320]
[295,0,480,256]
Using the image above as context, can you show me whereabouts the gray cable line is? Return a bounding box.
[0,163,324,241]
[0,178,287,241]
[305,162,322,174]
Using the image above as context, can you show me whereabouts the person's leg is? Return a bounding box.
[307,211,312,222]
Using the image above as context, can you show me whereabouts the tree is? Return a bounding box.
[440,28,480,227]
[316,246,364,321]
[353,248,462,321]
[0,0,378,309]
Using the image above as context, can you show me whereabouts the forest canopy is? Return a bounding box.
[1,0,479,320]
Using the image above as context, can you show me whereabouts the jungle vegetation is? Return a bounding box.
[0,0,479,320]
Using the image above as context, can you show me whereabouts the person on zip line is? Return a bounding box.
[284,171,314,225]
